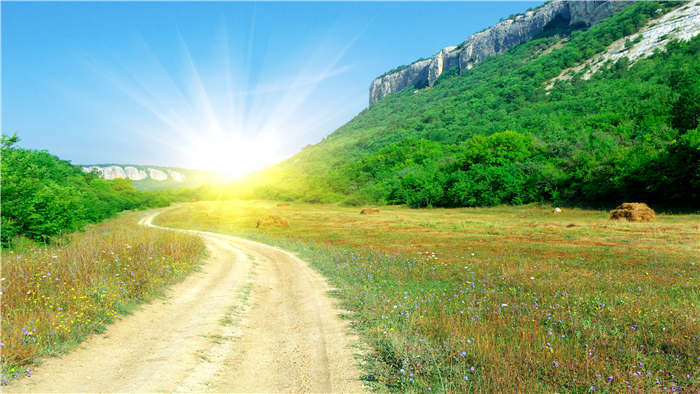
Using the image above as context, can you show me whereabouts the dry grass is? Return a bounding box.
[157,200,699,392]
[0,211,205,383]
[256,215,289,228]
[609,202,656,222]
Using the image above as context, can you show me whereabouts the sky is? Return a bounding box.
[2,1,540,178]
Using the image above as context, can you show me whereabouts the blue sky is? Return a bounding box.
[2,1,540,177]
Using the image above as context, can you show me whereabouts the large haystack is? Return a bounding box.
[256,215,289,228]
[360,208,380,215]
[609,202,655,222]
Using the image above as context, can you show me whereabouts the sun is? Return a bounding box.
[188,134,283,179]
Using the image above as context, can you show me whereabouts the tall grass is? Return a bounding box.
[157,201,699,392]
[0,212,205,383]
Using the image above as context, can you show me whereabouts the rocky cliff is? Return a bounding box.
[369,0,630,105]
[547,0,700,87]
[82,165,185,182]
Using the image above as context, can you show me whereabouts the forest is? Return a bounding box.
[240,1,699,209]
[0,134,195,246]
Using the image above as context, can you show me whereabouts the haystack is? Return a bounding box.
[360,208,380,215]
[276,202,291,207]
[609,202,655,222]
[256,215,289,228]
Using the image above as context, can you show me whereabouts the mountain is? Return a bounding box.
[238,0,699,208]
[81,164,227,191]
[369,0,630,105]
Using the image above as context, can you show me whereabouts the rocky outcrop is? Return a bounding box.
[147,168,168,181]
[369,0,631,105]
[167,169,185,182]
[547,0,700,87]
[82,165,127,180]
[124,166,147,181]
[82,165,184,182]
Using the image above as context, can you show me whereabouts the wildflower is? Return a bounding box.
[464,376,468,381]
[590,386,595,391]
[553,361,559,367]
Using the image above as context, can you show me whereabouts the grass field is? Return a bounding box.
[157,200,699,392]
[0,212,206,384]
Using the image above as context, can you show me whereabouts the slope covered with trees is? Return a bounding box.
[0,134,192,245]
[240,1,699,209]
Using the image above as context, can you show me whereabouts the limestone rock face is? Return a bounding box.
[368,0,631,105]
[82,165,128,180]
[81,165,186,182]
[369,59,431,105]
[167,169,185,182]
[548,1,700,87]
[124,166,147,181]
[147,168,168,181]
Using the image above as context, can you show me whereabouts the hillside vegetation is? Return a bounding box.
[239,2,698,209]
[0,134,196,246]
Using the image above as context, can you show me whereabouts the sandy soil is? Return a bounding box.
[7,211,364,393]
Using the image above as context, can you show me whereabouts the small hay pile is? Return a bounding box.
[256,215,289,228]
[276,202,291,207]
[360,208,380,215]
[609,202,655,222]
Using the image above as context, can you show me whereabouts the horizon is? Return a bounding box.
[2,1,539,177]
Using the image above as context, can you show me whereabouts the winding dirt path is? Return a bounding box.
[8,211,364,393]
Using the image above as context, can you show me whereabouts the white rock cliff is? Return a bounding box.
[369,0,631,105]
[82,165,184,182]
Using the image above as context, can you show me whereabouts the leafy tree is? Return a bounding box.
[1,136,190,246]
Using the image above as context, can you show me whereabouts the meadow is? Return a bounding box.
[157,200,699,392]
[0,212,206,384]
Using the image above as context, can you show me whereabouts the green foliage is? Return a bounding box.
[0,137,194,245]
[245,2,698,209]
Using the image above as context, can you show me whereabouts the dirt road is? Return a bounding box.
[8,211,364,393]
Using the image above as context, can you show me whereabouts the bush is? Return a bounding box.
[0,134,187,246]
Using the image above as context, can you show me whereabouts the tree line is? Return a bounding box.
[0,134,196,246]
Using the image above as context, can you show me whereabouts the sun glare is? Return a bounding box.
[189,134,283,179]
[83,13,359,181]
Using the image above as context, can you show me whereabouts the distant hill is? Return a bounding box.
[238,0,699,208]
[81,164,228,190]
